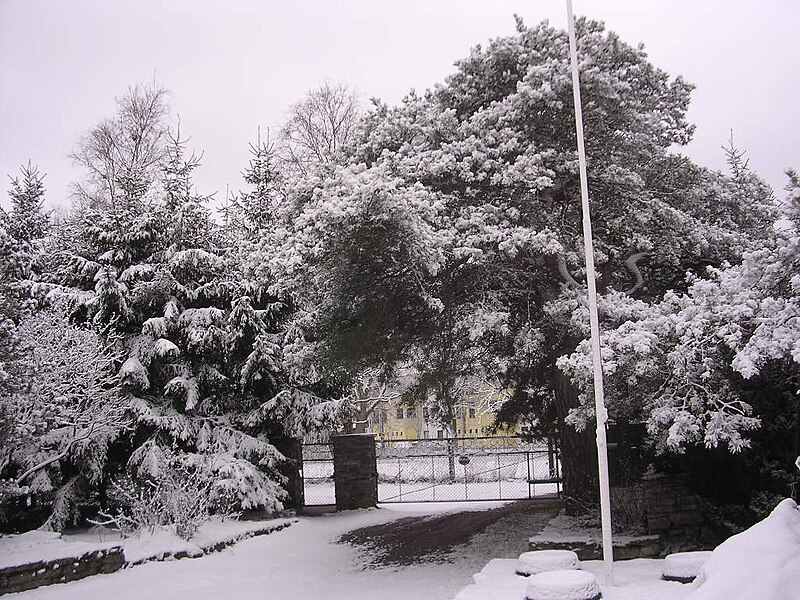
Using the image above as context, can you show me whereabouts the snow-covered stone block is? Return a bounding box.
[687,498,800,600]
[516,549,580,576]
[660,550,712,583]
[524,569,601,600]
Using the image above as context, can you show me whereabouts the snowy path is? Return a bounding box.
[7,503,523,600]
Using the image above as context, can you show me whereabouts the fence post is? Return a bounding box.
[332,434,378,510]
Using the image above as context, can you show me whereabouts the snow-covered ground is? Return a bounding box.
[5,499,799,600]
[455,557,689,600]
[0,517,295,569]
[3,502,513,600]
[455,498,800,600]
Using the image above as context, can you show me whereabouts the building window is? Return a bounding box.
[469,407,476,419]
[407,406,416,419]
[437,430,444,439]
[423,407,429,420]
[423,430,429,439]
[396,407,404,420]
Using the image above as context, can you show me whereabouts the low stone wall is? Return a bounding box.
[642,473,712,551]
[0,519,295,595]
[0,546,124,596]
[528,535,661,560]
[126,519,295,565]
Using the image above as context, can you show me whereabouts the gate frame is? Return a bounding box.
[374,435,561,504]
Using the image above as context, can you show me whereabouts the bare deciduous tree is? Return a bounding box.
[280,81,360,176]
[70,82,170,210]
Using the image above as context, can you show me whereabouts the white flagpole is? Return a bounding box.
[565,0,615,585]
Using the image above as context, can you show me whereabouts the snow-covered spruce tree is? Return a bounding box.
[0,225,27,469]
[230,130,284,237]
[47,87,343,526]
[561,169,800,505]
[261,18,777,504]
[1,162,50,244]
[1,163,53,511]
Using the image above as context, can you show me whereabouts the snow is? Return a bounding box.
[661,551,711,582]
[524,570,601,600]
[305,479,558,505]
[457,498,800,600]
[0,517,295,570]
[517,550,579,575]
[2,503,508,600]
[0,530,119,570]
[529,513,658,546]
[6,499,800,600]
[687,498,800,600]
[454,558,688,600]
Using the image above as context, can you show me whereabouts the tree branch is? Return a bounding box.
[557,256,582,289]
[623,252,648,295]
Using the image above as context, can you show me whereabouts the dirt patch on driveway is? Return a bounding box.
[339,498,561,566]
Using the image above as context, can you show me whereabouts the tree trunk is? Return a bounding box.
[553,365,598,513]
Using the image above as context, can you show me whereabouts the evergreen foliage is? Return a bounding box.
[258,18,778,501]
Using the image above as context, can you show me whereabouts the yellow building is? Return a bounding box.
[370,400,515,441]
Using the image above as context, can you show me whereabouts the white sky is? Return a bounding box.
[1,0,798,210]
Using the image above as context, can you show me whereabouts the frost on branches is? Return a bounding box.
[562,174,800,455]
[27,84,344,529]
[260,18,777,499]
[0,303,127,531]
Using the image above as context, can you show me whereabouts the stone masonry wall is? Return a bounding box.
[642,473,712,551]
[0,547,124,596]
[332,434,378,510]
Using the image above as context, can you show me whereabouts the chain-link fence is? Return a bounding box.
[375,437,560,502]
[301,443,335,506]
[300,436,561,505]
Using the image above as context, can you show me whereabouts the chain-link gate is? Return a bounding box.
[301,442,335,505]
[375,436,560,503]
[301,436,560,506]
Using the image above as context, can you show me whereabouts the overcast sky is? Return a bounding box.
[1,0,798,211]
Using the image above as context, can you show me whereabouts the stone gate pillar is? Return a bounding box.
[332,434,378,510]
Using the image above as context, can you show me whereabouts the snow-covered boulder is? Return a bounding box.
[517,549,580,576]
[524,570,601,600]
[688,498,800,600]
[661,550,712,583]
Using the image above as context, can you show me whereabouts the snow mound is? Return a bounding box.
[517,549,580,576]
[661,551,712,582]
[524,569,601,600]
[688,498,800,600]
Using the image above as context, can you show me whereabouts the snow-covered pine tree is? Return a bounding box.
[561,168,800,514]
[1,164,53,507]
[261,18,778,504]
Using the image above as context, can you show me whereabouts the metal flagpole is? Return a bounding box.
[564,0,615,585]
